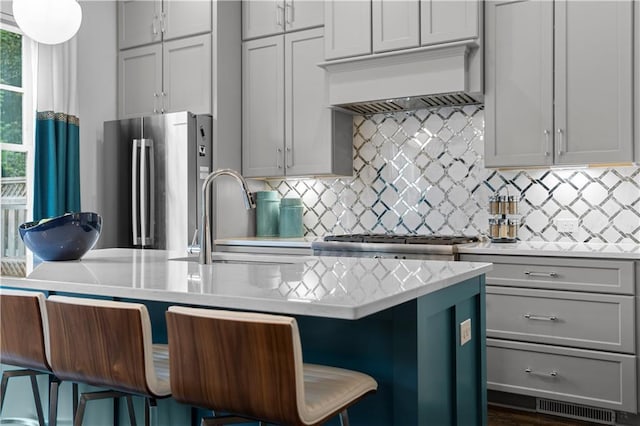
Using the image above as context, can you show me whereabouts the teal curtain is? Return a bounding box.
[33,111,80,221]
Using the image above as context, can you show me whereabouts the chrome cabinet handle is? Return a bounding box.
[152,15,158,35]
[524,314,557,321]
[285,146,292,169]
[524,271,558,278]
[277,147,283,169]
[556,128,563,155]
[285,1,293,24]
[160,12,166,34]
[276,3,284,28]
[153,92,158,114]
[160,92,166,114]
[525,368,557,377]
[544,129,550,156]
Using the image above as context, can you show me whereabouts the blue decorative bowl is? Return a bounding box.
[19,212,102,261]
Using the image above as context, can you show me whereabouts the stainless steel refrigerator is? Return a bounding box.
[97,111,212,253]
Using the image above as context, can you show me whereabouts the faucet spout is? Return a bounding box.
[199,169,256,265]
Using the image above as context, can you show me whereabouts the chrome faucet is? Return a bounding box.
[199,169,256,264]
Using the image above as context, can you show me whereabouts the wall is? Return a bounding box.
[77,0,118,213]
[268,106,640,243]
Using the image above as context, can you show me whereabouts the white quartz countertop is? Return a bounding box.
[457,241,640,259]
[0,249,491,320]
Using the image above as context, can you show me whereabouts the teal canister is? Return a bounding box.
[255,191,280,237]
[279,198,304,238]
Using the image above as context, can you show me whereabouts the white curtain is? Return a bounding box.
[30,36,81,220]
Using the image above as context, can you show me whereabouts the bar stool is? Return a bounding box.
[166,306,378,426]
[1,289,82,426]
[46,295,171,426]
[0,289,52,426]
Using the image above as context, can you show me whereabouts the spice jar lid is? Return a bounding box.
[280,197,302,207]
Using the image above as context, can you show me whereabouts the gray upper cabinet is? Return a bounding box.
[118,0,162,49]
[162,35,212,115]
[242,28,353,178]
[324,0,372,59]
[325,0,479,60]
[485,0,634,168]
[484,0,553,167]
[242,0,323,40]
[420,0,479,46]
[119,0,211,50]
[636,0,640,164]
[118,34,211,118]
[372,0,419,53]
[242,36,285,177]
[118,44,163,119]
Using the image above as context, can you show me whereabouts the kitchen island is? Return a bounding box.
[1,249,492,426]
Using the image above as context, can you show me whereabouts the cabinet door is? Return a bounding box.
[162,0,212,41]
[372,0,419,53]
[636,0,640,164]
[162,34,212,115]
[554,0,633,165]
[484,0,553,168]
[324,0,371,60]
[242,36,285,178]
[420,0,479,46]
[118,44,162,119]
[285,28,331,176]
[118,0,161,49]
[242,0,284,40]
[285,0,324,32]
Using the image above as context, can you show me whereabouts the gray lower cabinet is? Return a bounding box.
[488,339,637,413]
[484,0,634,168]
[242,28,353,178]
[460,253,638,414]
[118,34,212,118]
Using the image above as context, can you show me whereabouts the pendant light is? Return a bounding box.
[12,0,82,45]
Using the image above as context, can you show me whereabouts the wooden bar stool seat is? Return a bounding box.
[166,307,378,426]
[46,296,171,426]
[0,289,52,426]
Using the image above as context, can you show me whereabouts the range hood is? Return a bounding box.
[319,40,482,115]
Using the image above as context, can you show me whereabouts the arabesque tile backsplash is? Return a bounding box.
[267,105,640,243]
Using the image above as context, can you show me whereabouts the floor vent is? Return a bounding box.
[536,399,615,425]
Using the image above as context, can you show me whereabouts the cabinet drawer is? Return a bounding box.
[460,255,634,294]
[487,287,635,353]
[487,339,637,413]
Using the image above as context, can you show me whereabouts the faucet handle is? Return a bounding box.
[244,191,257,210]
[188,229,200,254]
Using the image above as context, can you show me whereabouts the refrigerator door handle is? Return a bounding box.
[147,139,155,246]
[140,139,147,246]
[132,139,140,245]
[139,138,156,247]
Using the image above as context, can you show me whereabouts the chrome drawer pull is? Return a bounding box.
[524,271,558,278]
[525,368,558,377]
[524,314,557,321]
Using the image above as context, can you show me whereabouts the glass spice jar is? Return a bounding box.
[507,195,518,215]
[508,218,519,239]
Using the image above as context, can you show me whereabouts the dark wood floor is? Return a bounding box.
[488,405,595,426]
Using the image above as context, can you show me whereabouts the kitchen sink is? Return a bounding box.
[169,252,312,265]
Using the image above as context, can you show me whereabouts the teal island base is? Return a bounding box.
[1,275,486,426]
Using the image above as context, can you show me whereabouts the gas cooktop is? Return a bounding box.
[322,233,479,245]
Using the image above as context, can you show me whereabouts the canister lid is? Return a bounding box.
[255,191,279,200]
[280,197,302,207]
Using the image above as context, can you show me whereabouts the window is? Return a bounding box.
[1,22,33,276]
